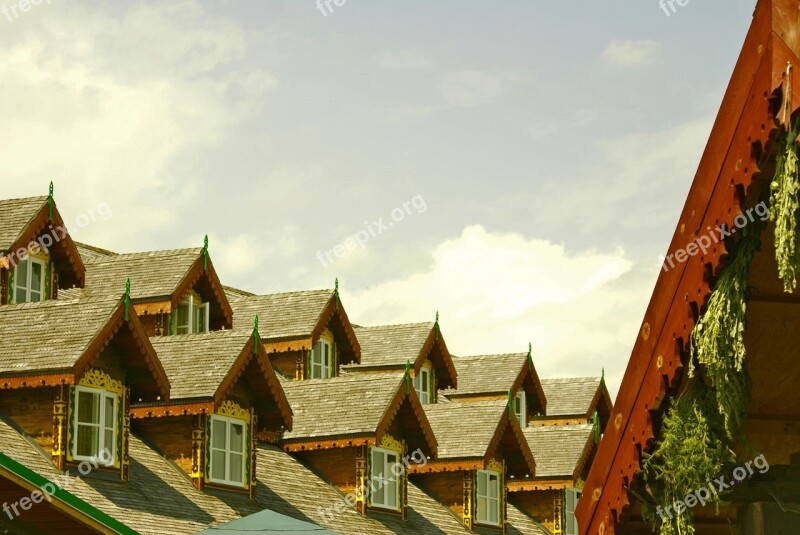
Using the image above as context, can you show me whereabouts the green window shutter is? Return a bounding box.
[44,262,51,300]
[66,386,76,461]
[8,270,13,303]
[306,349,311,380]
[332,341,337,377]
[116,393,123,468]
[205,415,211,480]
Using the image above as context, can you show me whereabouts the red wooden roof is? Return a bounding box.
[576,1,800,533]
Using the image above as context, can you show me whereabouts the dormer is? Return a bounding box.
[0,288,169,481]
[536,375,612,430]
[443,347,547,428]
[342,315,457,405]
[230,280,360,380]
[130,320,292,498]
[0,188,86,305]
[411,400,536,531]
[80,237,233,336]
[280,372,437,521]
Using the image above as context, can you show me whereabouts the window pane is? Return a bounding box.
[176,301,190,334]
[489,474,499,499]
[104,429,114,454]
[78,391,100,424]
[371,449,385,505]
[30,262,42,291]
[229,453,244,483]
[211,419,227,449]
[477,495,487,522]
[15,260,28,291]
[489,498,498,523]
[76,425,99,457]
[211,450,226,480]
[477,471,487,496]
[104,396,115,429]
[230,423,244,452]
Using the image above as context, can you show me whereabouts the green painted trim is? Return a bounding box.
[48,181,54,221]
[0,453,138,534]
[8,270,13,303]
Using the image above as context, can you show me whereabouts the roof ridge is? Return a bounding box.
[84,247,203,263]
[74,241,117,256]
[354,321,434,330]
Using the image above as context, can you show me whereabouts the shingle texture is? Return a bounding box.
[423,400,506,459]
[281,373,403,441]
[0,196,47,250]
[349,323,433,368]
[148,330,254,400]
[523,423,594,478]
[75,241,116,262]
[0,297,119,373]
[446,353,526,396]
[0,416,261,534]
[257,444,472,535]
[82,248,202,300]
[540,377,602,417]
[230,290,333,339]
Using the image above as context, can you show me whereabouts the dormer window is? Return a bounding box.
[12,256,45,303]
[476,469,501,526]
[73,385,117,466]
[514,391,527,428]
[208,414,246,487]
[369,447,401,510]
[173,295,209,334]
[413,367,432,405]
[310,339,332,378]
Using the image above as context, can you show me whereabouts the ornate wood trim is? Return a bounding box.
[78,369,124,397]
[355,445,367,514]
[553,489,564,535]
[217,400,249,421]
[462,469,474,530]
[121,388,130,481]
[51,384,67,470]
[249,410,257,499]
[191,414,206,490]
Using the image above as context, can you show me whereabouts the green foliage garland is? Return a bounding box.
[769,124,800,292]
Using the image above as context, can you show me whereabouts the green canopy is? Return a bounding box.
[197,509,338,534]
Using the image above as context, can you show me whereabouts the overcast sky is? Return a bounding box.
[0,0,757,396]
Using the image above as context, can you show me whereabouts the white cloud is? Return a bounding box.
[601,39,662,68]
[345,225,652,396]
[438,70,524,107]
[0,1,276,250]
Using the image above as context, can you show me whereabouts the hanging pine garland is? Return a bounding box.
[769,122,800,292]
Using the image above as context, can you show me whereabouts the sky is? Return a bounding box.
[0,0,758,397]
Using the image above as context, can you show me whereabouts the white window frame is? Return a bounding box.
[476,469,501,526]
[413,367,431,405]
[208,414,247,487]
[565,488,581,535]
[12,256,46,304]
[72,385,117,466]
[514,391,527,428]
[369,446,401,510]
[310,339,332,379]
[173,297,210,335]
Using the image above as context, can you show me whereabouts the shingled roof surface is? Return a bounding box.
[348,322,434,368]
[281,373,403,441]
[75,241,116,262]
[257,444,472,535]
[81,248,203,300]
[446,353,526,396]
[148,330,256,400]
[229,290,333,338]
[0,196,47,250]
[506,505,551,535]
[0,416,262,534]
[540,377,601,417]
[0,297,120,374]
[423,400,507,459]
[524,423,594,479]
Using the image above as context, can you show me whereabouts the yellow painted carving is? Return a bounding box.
[486,458,503,473]
[378,433,403,452]
[79,369,124,397]
[217,400,250,421]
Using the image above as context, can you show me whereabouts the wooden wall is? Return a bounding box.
[133,415,194,474]
[295,447,358,494]
[412,471,465,518]
[0,387,55,451]
[509,489,557,532]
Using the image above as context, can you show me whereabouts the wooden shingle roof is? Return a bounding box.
[523,423,594,479]
[0,196,48,250]
[344,322,458,388]
[0,416,262,534]
[540,376,606,417]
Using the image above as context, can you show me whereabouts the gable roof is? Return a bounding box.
[0,296,169,400]
[280,372,436,455]
[540,376,612,420]
[416,400,535,478]
[444,352,547,414]
[197,509,337,534]
[230,289,361,364]
[344,322,458,388]
[0,195,85,288]
[523,423,595,480]
[577,1,800,532]
[135,329,292,430]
